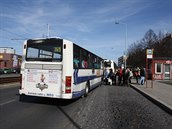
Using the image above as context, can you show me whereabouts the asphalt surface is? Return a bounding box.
[0,73,20,78]
[0,84,172,129]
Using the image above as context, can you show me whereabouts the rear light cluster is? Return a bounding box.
[65,76,71,93]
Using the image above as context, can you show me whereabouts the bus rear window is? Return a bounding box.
[26,39,63,62]
[104,61,111,67]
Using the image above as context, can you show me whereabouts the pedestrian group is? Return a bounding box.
[103,66,146,86]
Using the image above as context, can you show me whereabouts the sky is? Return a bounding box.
[0,0,172,63]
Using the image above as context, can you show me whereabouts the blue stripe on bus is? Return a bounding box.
[77,75,96,84]
[72,82,101,98]
[74,75,102,85]
[72,89,85,98]
[73,69,102,84]
[73,69,96,84]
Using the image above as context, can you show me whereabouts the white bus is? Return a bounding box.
[19,38,103,99]
[103,59,115,80]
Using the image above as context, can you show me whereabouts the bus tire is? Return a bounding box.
[19,94,26,102]
[84,82,90,97]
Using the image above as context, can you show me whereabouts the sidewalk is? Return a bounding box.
[130,80,172,115]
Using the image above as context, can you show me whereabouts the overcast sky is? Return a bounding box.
[0,0,172,62]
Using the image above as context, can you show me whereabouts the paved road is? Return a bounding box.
[0,84,172,129]
[0,73,20,78]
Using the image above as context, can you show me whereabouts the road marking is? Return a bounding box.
[0,99,17,106]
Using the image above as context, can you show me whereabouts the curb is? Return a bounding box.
[130,84,172,115]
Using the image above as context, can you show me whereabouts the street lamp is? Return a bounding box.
[115,21,127,69]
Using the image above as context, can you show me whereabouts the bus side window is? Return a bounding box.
[93,57,97,69]
[81,60,88,68]
[81,60,84,68]
[73,45,80,69]
[74,58,79,69]
[97,58,100,69]
[88,53,92,69]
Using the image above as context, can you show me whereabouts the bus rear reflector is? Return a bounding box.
[65,89,71,93]
[65,76,71,93]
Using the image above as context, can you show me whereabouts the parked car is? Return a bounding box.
[3,68,12,74]
[12,67,21,73]
[0,69,4,74]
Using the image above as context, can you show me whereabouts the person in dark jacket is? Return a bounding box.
[125,67,130,86]
[140,67,146,85]
[107,69,114,85]
[117,67,123,86]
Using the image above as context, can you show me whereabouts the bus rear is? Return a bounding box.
[103,59,115,80]
[19,38,73,99]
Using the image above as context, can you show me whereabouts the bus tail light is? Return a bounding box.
[65,76,71,93]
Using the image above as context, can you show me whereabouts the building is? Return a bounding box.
[0,47,15,54]
[152,57,172,80]
[118,56,125,68]
[0,47,22,73]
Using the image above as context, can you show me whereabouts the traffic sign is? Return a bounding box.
[146,49,153,59]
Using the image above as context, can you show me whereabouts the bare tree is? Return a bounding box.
[127,29,171,68]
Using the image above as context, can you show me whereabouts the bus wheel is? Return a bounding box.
[84,82,90,97]
[19,94,27,102]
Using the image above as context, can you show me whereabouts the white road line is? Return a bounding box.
[0,99,17,106]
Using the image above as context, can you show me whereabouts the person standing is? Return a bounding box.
[129,68,133,84]
[107,68,114,85]
[125,67,130,86]
[135,67,140,84]
[104,68,109,85]
[122,68,126,85]
[117,67,123,86]
[140,67,146,85]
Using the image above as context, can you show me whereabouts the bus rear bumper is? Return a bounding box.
[19,89,73,99]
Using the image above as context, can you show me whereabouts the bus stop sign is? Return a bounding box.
[146,49,153,59]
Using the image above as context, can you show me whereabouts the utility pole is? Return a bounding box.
[115,21,127,69]
[47,24,50,38]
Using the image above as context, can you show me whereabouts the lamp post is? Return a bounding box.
[115,21,127,69]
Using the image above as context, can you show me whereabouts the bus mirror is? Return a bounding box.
[24,45,26,49]
[64,44,66,49]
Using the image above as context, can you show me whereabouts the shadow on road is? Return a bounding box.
[19,95,79,106]
[58,106,81,129]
